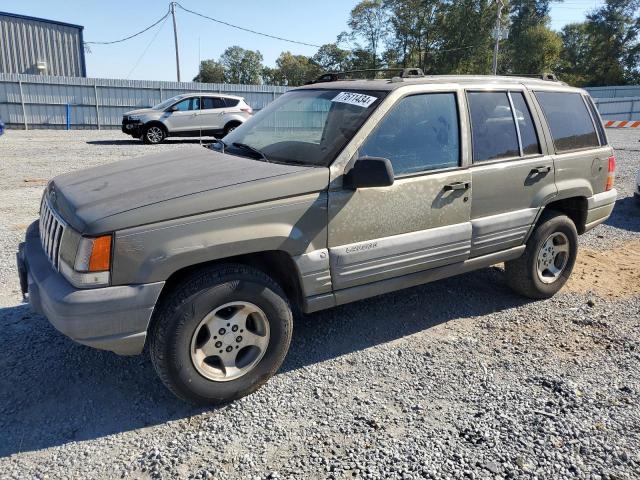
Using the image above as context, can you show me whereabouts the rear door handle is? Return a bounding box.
[531,166,551,174]
[443,181,471,191]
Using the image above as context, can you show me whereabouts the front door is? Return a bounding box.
[328,91,472,291]
[164,96,200,132]
[466,89,557,258]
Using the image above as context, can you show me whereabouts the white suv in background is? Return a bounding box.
[122,93,253,144]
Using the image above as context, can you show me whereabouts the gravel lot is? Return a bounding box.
[0,129,638,480]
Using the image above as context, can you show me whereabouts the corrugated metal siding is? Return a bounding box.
[0,73,290,129]
[586,86,640,99]
[0,13,84,77]
[591,97,640,121]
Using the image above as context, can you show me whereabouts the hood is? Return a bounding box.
[47,148,329,235]
[123,107,156,116]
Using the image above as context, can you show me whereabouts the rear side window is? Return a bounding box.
[468,92,520,162]
[224,98,240,107]
[202,97,225,109]
[534,92,599,152]
[510,92,541,155]
[359,93,460,175]
[585,96,607,146]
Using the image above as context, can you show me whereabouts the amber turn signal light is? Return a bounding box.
[88,235,112,272]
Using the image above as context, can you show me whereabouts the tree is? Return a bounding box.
[558,22,591,85]
[345,0,389,70]
[584,0,640,85]
[272,52,322,86]
[312,43,351,72]
[219,46,264,84]
[193,59,225,83]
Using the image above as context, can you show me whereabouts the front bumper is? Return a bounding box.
[584,188,617,232]
[18,221,164,355]
[121,118,143,137]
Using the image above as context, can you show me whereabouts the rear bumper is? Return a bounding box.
[584,188,617,232]
[18,221,164,355]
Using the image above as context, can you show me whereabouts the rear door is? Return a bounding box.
[199,96,227,133]
[466,89,556,257]
[164,96,200,132]
[328,89,473,291]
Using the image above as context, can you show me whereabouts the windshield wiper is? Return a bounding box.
[231,142,270,163]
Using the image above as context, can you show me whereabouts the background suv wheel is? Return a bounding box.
[143,124,166,144]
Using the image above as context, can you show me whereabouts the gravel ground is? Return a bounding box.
[0,129,638,480]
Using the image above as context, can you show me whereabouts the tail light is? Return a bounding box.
[606,155,615,191]
[241,104,253,114]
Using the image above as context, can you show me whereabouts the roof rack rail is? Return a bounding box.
[308,67,425,84]
[504,73,560,81]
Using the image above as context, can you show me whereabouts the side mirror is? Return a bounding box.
[344,156,394,189]
[167,105,178,112]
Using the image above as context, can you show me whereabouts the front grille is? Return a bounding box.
[39,197,66,270]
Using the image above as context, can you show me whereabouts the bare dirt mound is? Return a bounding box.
[567,240,640,298]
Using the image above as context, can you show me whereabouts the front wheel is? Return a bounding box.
[142,124,166,144]
[505,212,578,299]
[149,264,293,404]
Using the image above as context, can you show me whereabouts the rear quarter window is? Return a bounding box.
[224,98,240,107]
[534,92,600,152]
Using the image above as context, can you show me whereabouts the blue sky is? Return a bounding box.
[6,0,606,82]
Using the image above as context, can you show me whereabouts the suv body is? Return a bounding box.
[18,75,617,403]
[122,93,252,144]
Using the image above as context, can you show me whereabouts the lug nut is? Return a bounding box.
[215,341,222,348]
[236,336,242,343]
[226,346,233,353]
[218,328,226,335]
[232,325,238,332]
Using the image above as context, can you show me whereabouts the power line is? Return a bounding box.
[174,2,322,48]
[85,8,170,45]
[126,14,169,79]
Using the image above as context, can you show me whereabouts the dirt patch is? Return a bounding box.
[567,240,640,298]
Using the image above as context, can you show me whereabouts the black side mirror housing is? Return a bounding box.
[344,156,394,189]
[167,105,178,112]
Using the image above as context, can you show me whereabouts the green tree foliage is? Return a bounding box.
[344,0,389,69]
[312,43,352,71]
[192,59,225,83]
[558,23,591,85]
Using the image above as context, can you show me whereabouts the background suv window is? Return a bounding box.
[224,98,240,107]
[534,92,599,152]
[173,97,200,111]
[202,97,225,109]
[359,93,460,175]
[468,92,520,162]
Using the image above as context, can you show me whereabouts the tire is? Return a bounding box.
[223,122,241,137]
[505,211,578,299]
[149,264,293,405]
[143,124,166,144]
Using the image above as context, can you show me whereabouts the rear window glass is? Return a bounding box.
[535,92,599,152]
[468,92,520,162]
[510,92,541,156]
[224,98,240,107]
[585,96,607,146]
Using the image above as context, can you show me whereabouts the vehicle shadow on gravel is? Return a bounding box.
[604,196,640,233]
[0,267,528,457]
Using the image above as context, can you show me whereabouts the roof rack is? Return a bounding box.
[309,67,425,84]
[504,73,560,82]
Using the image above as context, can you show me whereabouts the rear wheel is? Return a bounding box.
[143,124,166,144]
[149,264,293,404]
[505,212,578,299]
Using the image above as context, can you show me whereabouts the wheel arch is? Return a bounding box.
[144,120,169,134]
[540,196,588,234]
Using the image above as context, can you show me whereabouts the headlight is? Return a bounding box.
[59,234,112,288]
[128,115,142,121]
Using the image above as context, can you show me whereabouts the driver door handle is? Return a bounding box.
[443,181,471,191]
[531,165,551,174]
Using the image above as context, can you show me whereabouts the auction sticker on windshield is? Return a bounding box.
[332,92,378,108]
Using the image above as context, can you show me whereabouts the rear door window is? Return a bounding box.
[202,97,225,110]
[468,92,520,162]
[359,93,460,175]
[534,92,599,152]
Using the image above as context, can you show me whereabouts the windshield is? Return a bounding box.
[152,95,185,111]
[217,89,387,166]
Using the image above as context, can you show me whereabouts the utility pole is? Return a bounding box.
[170,2,181,82]
[492,0,505,75]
